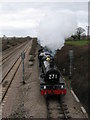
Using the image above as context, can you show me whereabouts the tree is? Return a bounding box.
[71,35,78,40]
[76,27,85,40]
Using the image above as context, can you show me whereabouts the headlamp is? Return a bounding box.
[44,86,46,89]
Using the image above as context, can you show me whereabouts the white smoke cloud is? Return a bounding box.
[38,11,77,52]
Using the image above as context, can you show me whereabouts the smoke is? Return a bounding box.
[37,10,77,53]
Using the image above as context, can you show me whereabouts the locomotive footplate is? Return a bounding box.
[40,83,66,95]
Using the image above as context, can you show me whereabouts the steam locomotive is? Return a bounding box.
[38,47,67,96]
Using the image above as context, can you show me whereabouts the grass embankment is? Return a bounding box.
[28,38,38,66]
[55,40,89,116]
[29,38,38,56]
[65,39,88,46]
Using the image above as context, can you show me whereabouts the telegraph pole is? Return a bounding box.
[69,50,73,79]
[21,51,25,84]
[87,2,90,40]
[86,26,90,40]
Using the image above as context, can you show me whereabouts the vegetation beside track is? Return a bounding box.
[29,38,38,56]
[2,36,32,51]
[55,40,89,116]
[65,39,88,46]
[28,38,38,66]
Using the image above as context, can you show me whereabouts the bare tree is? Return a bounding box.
[76,27,85,40]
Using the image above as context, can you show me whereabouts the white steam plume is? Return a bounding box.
[37,11,77,53]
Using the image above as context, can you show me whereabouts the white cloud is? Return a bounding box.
[0,2,88,37]
[0,0,89,2]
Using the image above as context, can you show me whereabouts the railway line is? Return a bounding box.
[0,56,21,103]
[0,40,31,104]
[2,41,28,65]
[2,41,30,82]
[46,96,71,119]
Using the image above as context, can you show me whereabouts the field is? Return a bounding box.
[2,37,31,51]
[65,39,88,46]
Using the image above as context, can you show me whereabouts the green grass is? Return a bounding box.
[65,40,88,46]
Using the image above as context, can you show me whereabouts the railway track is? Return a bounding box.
[2,41,28,65]
[0,41,31,104]
[2,41,30,83]
[46,96,71,119]
[0,56,21,103]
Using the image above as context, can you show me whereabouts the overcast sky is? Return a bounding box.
[0,2,88,37]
